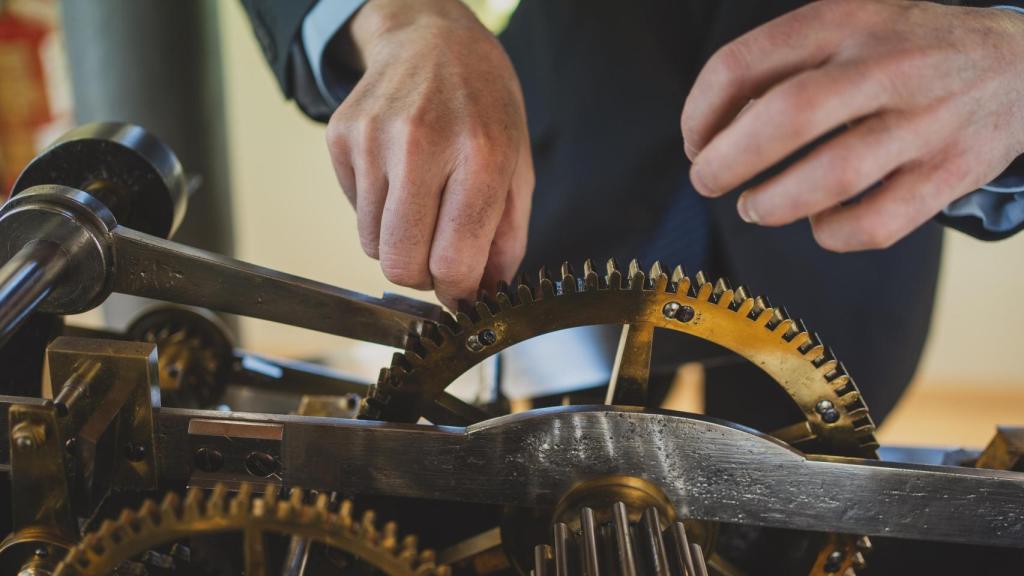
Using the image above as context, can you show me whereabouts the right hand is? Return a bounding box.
[326,0,534,309]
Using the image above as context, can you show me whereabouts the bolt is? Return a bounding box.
[124,442,147,462]
[477,329,498,346]
[662,302,681,319]
[193,447,224,473]
[245,451,280,477]
[11,421,45,451]
[465,335,484,352]
[33,547,49,559]
[814,399,834,414]
[821,409,840,424]
[677,305,695,323]
[823,550,844,572]
[65,437,77,454]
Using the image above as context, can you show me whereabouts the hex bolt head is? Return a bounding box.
[814,399,834,414]
[677,305,696,323]
[193,447,224,473]
[662,302,681,319]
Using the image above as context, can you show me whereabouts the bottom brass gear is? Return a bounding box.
[53,483,449,576]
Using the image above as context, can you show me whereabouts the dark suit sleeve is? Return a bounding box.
[239,0,336,122]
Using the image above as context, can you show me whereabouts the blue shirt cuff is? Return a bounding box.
[938,5,1024,237]
[301,0,369,108]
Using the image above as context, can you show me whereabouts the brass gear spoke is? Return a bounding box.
[605,322,655,406]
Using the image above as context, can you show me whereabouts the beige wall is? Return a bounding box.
[218,2,1024,393]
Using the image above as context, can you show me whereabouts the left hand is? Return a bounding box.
[681,0,1024,251]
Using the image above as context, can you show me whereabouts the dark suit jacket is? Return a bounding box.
[240,0,994,426]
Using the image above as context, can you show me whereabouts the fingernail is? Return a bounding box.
[737,194,758,224]
[690,164,715,197]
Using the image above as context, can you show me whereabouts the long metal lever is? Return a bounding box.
[111,227,443,348]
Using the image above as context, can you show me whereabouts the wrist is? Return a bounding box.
[347,0,484,69]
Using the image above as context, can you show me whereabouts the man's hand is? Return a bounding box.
[326,0,533,308]
[681,0,1024,251]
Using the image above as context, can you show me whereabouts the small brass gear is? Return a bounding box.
[53,483,449,576]
[361,258,879,575]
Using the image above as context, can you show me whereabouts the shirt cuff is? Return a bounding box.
[301,0,369,108]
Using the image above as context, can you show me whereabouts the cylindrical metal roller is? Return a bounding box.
[10,122,188,239]
[0,123,188,347]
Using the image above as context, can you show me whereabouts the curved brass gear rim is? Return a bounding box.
[53,483,449,576]
[362,259,878,459]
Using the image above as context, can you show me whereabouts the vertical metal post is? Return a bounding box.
[59,0,235,329]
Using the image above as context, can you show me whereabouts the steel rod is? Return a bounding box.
[0,242,69,348]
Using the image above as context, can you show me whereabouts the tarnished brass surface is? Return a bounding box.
[364,261,878,459]
[53,483,449,576]
[47,337,159,495]
[976,426,1024,472]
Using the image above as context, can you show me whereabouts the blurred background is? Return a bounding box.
[1,0,1020,447]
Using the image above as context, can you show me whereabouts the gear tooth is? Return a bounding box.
[339,500,354,530]
[649,260,664,279]
[402,534,419,556]
[382,521,399,551]
[264,484,280,508]
[516,282,535,304]
[419,549,438,565]
[475,292,498,317]
[736,297,755,317]
[538,266,556,298]
[694,270,708,288]
[206,483,228,517]
[159,491,181,523]
[711,277,730,304]
[183,487,203,520]
[390,352,413,373]
[560,262,578,295]
[495,289,514,310]
[455,311,475,331]
[789,331,812,349]
[671,264,687,285]
[733,285,749,303]
[233,483,253,516]
[696,278,714,301]
[627,258,641,280]
[362,509,379,543]
[582,259,600,291]
[436,565,453,576]
[289,487,304,507]
[606,258,624,290]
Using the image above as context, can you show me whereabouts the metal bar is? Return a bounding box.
[0,242,68,348]
[111,227,444,348]
[146,405,1024,548]
[605,323,654,406]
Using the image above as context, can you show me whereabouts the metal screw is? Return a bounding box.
[824,550,844,572]
[124,442,147,462]
[33,547,49,559]
[663,302,681,319]
[815,399,834,414]
[245,451,280,477]
[11,421,44,451]
[465,335,484,352]
[677,305,696,323]
[477,329,498,346]
[64,437,77,454]
[193,447,224,473]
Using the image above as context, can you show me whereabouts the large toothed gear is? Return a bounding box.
[362,258,877,458]
[361,259,877,576]
[53,483,449,576]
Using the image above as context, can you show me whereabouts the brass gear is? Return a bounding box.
[362,259,877,458]
[53,483,450,576]
[361,259,879,576]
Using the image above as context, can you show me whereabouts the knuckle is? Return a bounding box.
[429,252,479,294]
[708,41,753,89]
[853,217,898,251]
[380,253,430,289]
[810,219,847,253]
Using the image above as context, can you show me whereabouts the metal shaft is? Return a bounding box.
[0,242,70,348]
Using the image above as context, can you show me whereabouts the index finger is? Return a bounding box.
[681,0,863,156]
